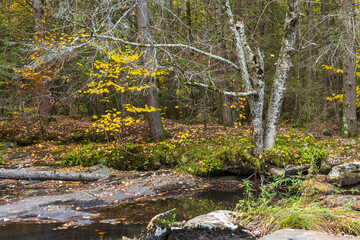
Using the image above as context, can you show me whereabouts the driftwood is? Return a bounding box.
[0,169,109,181]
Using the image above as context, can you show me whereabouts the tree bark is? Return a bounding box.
[33,0,52,117]
[0,169,109,181]
[220,94,233,127]
[305,0,313,88]
[321,0,332,119]
[225,0,265,156]
[264,0,301,151]
[33,0,44,40]
[136,0,164,141]
[341,0,358,137]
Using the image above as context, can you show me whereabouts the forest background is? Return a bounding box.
[0,0,359,174]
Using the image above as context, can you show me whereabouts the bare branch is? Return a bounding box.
[89,34,240,70]
[186,81,257,97]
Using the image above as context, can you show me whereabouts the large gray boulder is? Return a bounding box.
[319,156,341,174]
[259,229,351,240]
[327,161,360,185]
[169,210,253,240]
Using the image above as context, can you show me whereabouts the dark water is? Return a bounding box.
[0,187,245,240]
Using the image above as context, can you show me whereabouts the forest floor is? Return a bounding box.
[0,116,359,236]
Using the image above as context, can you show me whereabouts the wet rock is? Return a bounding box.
[74,220,95,226]
[267,167,285,178]
[170,210,253,240]
[323,195,360,211]
[259,229,350,240]
[140,208,177,240]
[100,219,118,225]
[285,165,310,176]
[319,156,341,175]
[327,161,360,185]
[37,209,97,222]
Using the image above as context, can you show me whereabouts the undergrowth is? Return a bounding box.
[236,177,360,237]
[59,133,330,176]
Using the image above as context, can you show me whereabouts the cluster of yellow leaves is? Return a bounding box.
[81,47,168,124]
[81,81,154,95]
[326,86,360,108]
[6,106,37,118]
[124,104,160,113]
[14,65,60,91]
[234,97,247,128]
[322,64,360,77]
[322,65,360,108]
[93,109,140,133]
[177,130,189,139]
[0,0,32,34]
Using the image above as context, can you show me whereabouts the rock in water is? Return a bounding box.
[327,161,360,185]
[170,210,253,240]
[140,209,177,240]
[259,229,350,240]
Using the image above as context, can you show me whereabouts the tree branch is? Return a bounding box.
[89,34,240,70]
[186,81,257,97]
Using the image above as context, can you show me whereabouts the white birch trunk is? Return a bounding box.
[225,0,265,156]
[264,0,301,151]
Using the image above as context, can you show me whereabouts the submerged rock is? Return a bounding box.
[170,210,253,240]
[327,161,360,185]
[319,156,341,175]
[259,229,350,240]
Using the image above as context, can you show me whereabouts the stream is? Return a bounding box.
[0,187,245,240]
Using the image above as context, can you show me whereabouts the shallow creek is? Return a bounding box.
[0,187,245,240]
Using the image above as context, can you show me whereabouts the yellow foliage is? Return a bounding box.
[93,109,140,133]
[322,65,360,108]
[327,86,360,108]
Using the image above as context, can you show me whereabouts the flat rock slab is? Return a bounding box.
[259,229,351,240]
[0,192,99,221]
[0,171,202,223]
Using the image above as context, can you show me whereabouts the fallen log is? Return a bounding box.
[0,169,109,181]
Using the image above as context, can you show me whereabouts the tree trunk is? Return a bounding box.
[33,0,44,40]
[305,0,313,88]
[226,0,265,155]
[321,0,333,119]
[136,0,164,141]
[0,169,109,181]
[264,0,301,151]
[220,94,233,127]
[341,0,358,137]
[33,0,52,117]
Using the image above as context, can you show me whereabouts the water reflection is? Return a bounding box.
[0,187,244,240]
